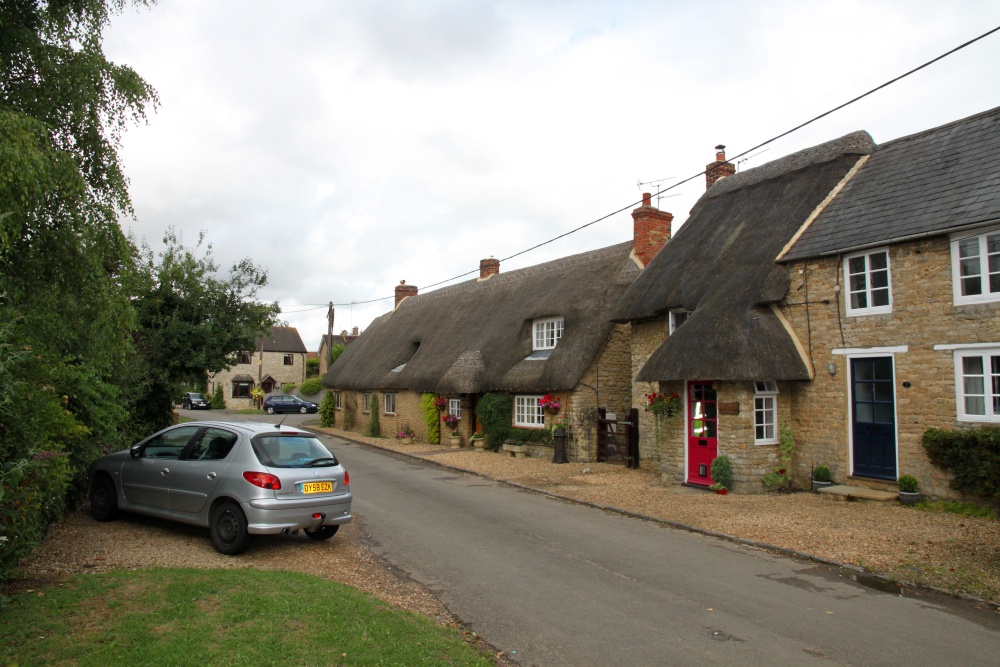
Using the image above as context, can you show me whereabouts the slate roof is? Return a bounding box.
[260,326,307,354]
[611,132,874,382]
[323,242,640,394]
[781,105,1000,261]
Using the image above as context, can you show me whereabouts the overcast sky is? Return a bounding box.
[103,0,1000,351]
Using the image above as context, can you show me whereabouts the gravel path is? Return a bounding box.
[16,427,1000,626]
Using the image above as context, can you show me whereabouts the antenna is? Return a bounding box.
[637,177,678,208]
[735,148,769,172]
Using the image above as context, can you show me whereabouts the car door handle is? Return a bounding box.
[207,472,217,479]
[160,468,170,476]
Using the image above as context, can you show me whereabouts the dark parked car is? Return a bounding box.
[87,421,352,554]
[263,395,319,415]
[181,392,211,409]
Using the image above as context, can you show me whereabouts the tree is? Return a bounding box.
[328,343,345,367]
[131,229,279,431]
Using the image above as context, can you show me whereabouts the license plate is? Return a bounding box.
[301,481,333,494]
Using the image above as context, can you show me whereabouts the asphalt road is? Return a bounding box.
[184,411,1000,666]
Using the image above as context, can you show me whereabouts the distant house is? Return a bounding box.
[612,136,877,490]
[208,326,308,408]
[775,105,1000,499]
[322,202,674,460]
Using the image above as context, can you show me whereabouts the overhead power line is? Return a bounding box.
[296,24,1000,311]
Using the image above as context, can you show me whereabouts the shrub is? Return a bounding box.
[421,394,440,444]
[305,357,320,377]
[329,343,346,367]
[476,393,513,451]
[897,474,920,493]
[923,426,1000,503]
[343,394,357,430]
[210,385,226,409]
[813,465,832,483]
[298,377,323,396]
[282,383,297,393]
[319,391,336,428]
[363,394,381,437]
[710,455,733,491]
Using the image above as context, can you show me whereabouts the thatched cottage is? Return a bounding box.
[321,200,675,461]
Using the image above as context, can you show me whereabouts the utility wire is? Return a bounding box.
[294,24,1000,310]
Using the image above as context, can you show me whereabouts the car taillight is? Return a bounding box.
[243,471,281,490]
[343,470,349,486]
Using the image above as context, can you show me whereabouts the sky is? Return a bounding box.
[102,0,1000,351]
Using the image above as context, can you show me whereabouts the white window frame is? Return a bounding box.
[514,395,544,428]
[335,391,342,410]
[384,392,396,415]
[533,317,564,351]
[448,398,461,419]
[844,249,892,316]
[362,392,371,414]
[753,381,779,445]
[951,226,1000,305]
[669,309,690,334]
[952,346,1000,422]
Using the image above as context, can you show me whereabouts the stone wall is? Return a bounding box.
[780,235,1000,499]
[571,324,632,461]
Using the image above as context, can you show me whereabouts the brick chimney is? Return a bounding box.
[395,280,417,308]
[706,144,736,189]
[632,193,673,267]
[479,257,500,280]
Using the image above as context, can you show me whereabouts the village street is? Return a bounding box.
[316,430,1000,667]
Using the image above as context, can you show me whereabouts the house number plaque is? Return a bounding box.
[718,401,740,415]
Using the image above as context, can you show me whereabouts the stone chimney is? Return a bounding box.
[632,192,673,267]
[706,144,736,189]
[479,257,500,280]
[395,280,417,308]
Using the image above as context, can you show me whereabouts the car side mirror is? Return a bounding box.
[130,445,142,458]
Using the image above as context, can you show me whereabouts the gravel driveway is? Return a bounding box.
[16,426,1000,626]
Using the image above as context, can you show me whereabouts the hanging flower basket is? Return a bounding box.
[433,396,448,410]
[644,391,680,418]
[539,394,561,413]
[441,413,460,430]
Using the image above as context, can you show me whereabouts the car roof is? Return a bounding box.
[175,421,312,437]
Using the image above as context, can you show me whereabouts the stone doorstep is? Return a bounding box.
[817,484,898,502]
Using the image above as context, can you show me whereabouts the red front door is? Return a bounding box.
[687,381,718,486]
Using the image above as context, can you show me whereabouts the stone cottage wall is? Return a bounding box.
[571,324,632,461]
[781,235,1000,500]
[208,350,306,409]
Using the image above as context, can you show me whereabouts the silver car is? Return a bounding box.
[87,421,352,554]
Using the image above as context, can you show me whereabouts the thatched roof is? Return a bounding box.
[323,242,640,393]
[612,132,875,382]
[782,105,1000,261]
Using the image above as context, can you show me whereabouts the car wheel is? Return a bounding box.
[89,475,119,522]
[265,405,276,415]
[305,525,339,540]
[299,405,308,414]
[210,501,253,555]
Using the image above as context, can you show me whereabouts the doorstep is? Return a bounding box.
[816,484,898,502]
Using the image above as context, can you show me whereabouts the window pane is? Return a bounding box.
[871,288,890,307]
[850,273,867,291]
[874,383,893,402]
[855,382,874,402]
[874,359,892,380]
[959,237,980,259]
[854,361,873,381]
[963,275,983,296]
[755,424,765,439]
[848,256,866,275]
[964,356,985,375]
[851,292,867,309]
[856,404,874,422]
[988,233,1000,253]
[964,376,985,396]
[960,256,981,278]
[869,270,889,289]
[869,252,888,271]
[966,396,986,415]
[875,404,894,423]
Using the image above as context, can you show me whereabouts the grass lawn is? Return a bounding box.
[1,568,494,666]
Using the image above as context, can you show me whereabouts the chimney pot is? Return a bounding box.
[642,192,651,207]
[706,144,736,190]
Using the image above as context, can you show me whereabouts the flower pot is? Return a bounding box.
[812,480,833,493]
[448,436,461,448]
[898,491,920,506]
[398,437,412,445]
[472,438,486,450]
[715,488,728,495]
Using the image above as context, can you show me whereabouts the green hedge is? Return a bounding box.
[319,391,336,428]
[298,377,323,396]
[421,394,440,444]
[923,426,1000,503]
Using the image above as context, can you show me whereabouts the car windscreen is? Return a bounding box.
[190,393,206,400]
[250,435,339,468]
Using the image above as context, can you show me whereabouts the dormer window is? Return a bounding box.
[669,309,690,334]
[533,317,564,351]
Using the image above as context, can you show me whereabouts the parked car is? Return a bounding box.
[180,392,211,410]
[263,395,319,415]
[87,421,352,554]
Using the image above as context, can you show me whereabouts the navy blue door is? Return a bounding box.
[851,357,897,479]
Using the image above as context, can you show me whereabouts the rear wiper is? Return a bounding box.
[306,458,337,466]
